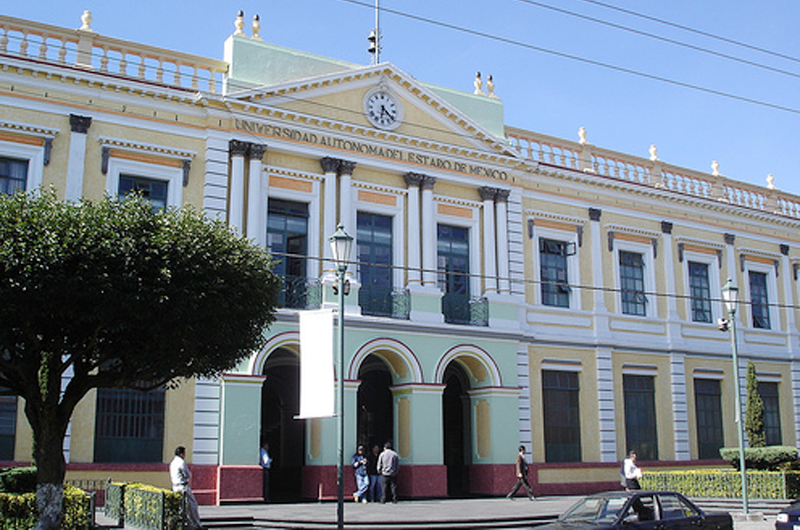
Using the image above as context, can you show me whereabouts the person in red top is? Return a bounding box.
[505,445,535,500]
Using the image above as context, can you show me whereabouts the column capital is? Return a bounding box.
[320,156,340,174]
[248,143,267,161]
[229,139,249,157]
[589,207,602,222]
[404,172,424,188]
[69,114,92,134]
[478,186,497,202]
[420,175,436,191]
[495,189,510,203]
[338,160,357,176]
[724,233,736,245]
[661,221,673,234]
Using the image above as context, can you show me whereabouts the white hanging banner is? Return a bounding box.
[297,309,335,419]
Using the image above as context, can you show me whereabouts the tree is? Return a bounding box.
[745,361,766,448]
[0,190,281,529]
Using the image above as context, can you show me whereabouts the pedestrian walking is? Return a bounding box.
[377,441,399,503]
[170,446,203,529]
[622,451,642,490]
[505,445,534,500]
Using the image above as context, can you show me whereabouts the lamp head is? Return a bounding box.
[329,224,353,271]
[721,277,739,316]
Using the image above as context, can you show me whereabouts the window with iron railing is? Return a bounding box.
[694,378,723,459]
[438,225,471,325]
[357,212,393,317]
[623,374,658,460]
[542,370,581,462]
[268,199,309,309]
[760,382,782,445]
[94,387,165,463]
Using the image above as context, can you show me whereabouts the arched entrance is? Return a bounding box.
[356,355,394,451]
[261,348,305,502]
[443,362,471,497]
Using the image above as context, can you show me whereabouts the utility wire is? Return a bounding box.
[573,0,800,66]
[334,0,800,116]
[511,0,800,81]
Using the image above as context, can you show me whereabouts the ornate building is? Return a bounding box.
[0,11,798,503]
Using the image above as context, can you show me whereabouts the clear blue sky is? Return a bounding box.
[7,1,800,197]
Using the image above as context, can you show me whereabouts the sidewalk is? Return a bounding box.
[95,496,780,529]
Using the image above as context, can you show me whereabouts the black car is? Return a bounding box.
[776,499,800,530]
[537,491,733,530]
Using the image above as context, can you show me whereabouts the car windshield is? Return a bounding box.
[559,496,628,523]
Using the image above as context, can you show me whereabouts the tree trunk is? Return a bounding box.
[35,483,63,530]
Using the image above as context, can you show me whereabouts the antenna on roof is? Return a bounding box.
[367,0,381,64]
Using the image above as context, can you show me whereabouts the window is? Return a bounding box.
[542,371,581,462]
[357,212,393,317]
[118,175,168,210]
[688,262,712,323]
[267,199,309,309]
[94,388,165,463]
[760,382,782,445]
[620,251,647,316]
[623,374,658,460]
[749,271,771,329]
[0,388,17,461]
[0,157,28,195]
[694,379,724,459]
[540,239,570,308]
[438,225,470,324]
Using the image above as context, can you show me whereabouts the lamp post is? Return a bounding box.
[329,224,353,530]
[721,277,749,515]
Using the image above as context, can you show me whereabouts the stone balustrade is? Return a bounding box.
[507,126,800,220]
[0,13,227,94]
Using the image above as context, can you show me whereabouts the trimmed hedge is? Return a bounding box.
[641,469,800,500]
[0,466,37,493]
[719,446,798,470]
[122,482,184,530]
[0,485,92,529]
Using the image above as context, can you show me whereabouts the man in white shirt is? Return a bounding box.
[170,446,202,529]
[622,451,642,490]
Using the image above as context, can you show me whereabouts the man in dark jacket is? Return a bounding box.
[505,445,534,500]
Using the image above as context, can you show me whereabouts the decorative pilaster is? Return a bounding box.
[479,187,498,294]
[670,354,691,460]
[405,173,423,287]
[420,176,437,286]
[588,208,608,321]
[65,114,92,201]
[321,157,340,275]
[228,140,248,233]
[337,160,357,276]
[247,143,267,244]
[495,189,511,294]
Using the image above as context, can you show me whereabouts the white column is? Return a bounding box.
[596,346,617,462]
[662,225,679,320]
[228,140,248,233]
[479,187,497,294]
[404,173,422,288]
[338,161,356,276]
[420,176,437,286]
[321,157,340,276]
[246,144,266,246]
[670,353,690,460]
[589,208,609,315]
[781,252,798,343]
[496,189,510,294]
[65,114,91,201]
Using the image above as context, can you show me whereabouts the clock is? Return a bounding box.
[364,91,402,130]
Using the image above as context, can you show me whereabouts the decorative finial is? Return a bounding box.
[578,127,587,145]
[233,10,246,37]
[79,10,94,32]
[649,145,659,161]
[251,14,263,41]
[767,174,775,190]
[486,75,499,99]
[711,160,720,177]
[473,71,485,96]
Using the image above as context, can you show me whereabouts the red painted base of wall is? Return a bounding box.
[302,464,448,499]
[470,464,514,496]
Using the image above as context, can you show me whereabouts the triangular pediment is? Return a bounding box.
[225,61,517,161]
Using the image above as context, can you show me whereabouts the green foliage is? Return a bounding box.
[0,485,91,529]
[719,445,798,470]
[0,467,37,493]
[745,362,766,448]
[123,482,184,530]
[641,469,800,499]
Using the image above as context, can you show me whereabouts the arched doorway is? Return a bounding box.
[443,362,471,497]
[261,348,305,502]
[356,355,394,451]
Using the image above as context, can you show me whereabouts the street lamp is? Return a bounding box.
[721,277,749,515]
[329,224,353,530]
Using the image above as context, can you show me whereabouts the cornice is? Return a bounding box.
[98,136,196,159]
[434,195,481,209]
[352,180,406,196]
[737,247,782,260]
[674,236,725,250]
[523,210,585,226]
[0,120,59,138]
[604,224,661,239]
[265,165,325,183]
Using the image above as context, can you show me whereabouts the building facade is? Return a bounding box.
[1,11,799,503]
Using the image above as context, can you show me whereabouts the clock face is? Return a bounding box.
[365,92,400,129]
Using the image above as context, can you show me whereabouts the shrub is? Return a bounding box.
[0,466,37,493]
[124,482,184,530]
[641,469,800,499]
[720,446,798,470]
[0,485,91,529]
